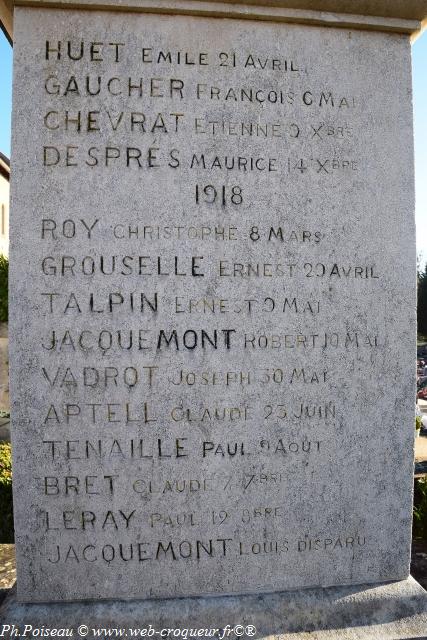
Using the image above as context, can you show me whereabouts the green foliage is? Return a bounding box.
[0,441,13,542]
[414,477,427,541]
[416,415,423,432]
[418,263,427,337]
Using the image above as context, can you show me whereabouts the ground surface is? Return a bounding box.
[412,540,427,590]
[0,544,15,604]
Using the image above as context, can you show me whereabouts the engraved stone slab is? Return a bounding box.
[9,7,416,602]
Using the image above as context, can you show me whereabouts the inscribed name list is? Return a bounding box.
[9,8,415,601]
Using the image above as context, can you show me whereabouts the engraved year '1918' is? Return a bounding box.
[195,185,243,205]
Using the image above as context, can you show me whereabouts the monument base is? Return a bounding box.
[0,577,426,640]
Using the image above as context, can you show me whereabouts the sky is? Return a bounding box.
[413,34,427,267]
[0,27,426,263]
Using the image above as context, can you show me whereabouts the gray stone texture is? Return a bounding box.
[6,0,427,37]
[9,7,416,602]
[1,577,427,639]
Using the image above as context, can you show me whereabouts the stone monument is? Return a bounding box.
[1,0,427,636]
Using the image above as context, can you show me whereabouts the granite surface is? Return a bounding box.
[9,7,416,602]
[7,0,427,38]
